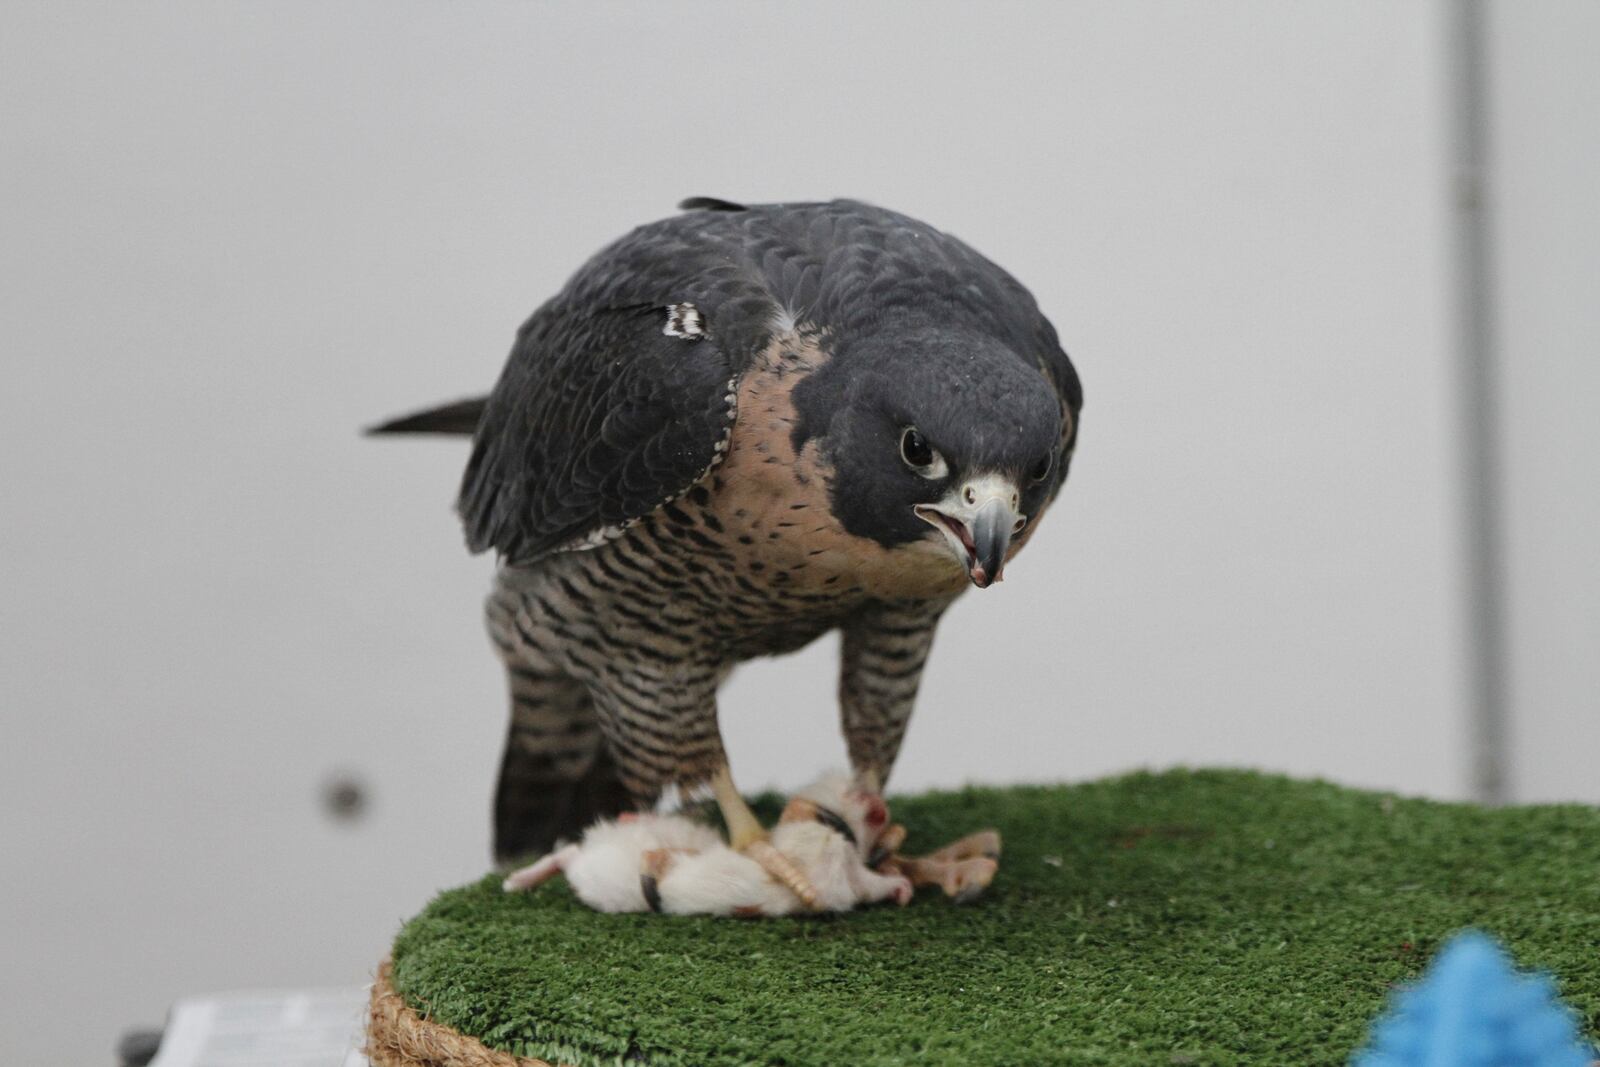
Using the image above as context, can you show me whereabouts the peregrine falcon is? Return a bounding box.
[375,197,1082,869]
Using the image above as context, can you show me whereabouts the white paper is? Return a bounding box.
[147,988,369,1067]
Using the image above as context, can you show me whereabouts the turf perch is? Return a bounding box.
[388,770,1600,1066]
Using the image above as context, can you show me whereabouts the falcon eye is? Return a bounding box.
[899,427,947,479]
[1028,450,1054,484]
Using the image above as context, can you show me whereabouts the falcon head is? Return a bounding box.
[797,325,1074,588]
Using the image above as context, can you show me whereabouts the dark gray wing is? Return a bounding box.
[458,211,779,564]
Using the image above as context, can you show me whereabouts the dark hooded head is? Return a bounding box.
[791,326,1070,587]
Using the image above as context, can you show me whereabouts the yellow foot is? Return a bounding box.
[710,764,821,909]
[729,822,768,851]
[746,839,821,910]
[710,766,768,849]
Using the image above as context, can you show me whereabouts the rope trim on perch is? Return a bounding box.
[366,960,558,1067]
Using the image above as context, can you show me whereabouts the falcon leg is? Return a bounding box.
[581,657,825,909]
[840,600,1004,900]
[710,764,767,851]
[839,600,947,792]
[711,763,822,909]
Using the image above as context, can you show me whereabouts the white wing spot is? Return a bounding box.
[663,303,706,340]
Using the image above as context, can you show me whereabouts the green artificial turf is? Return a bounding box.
[389,769,1600,1066]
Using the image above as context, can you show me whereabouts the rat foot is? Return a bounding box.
[884,828,1004,902]
[928,829,1002,863]
[898,854,999,903]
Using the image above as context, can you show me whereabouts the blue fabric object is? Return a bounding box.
[1355,930,1596,1067]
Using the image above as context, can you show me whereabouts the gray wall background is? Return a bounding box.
[2,3,1594,1061]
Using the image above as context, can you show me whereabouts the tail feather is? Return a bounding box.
[494,735,636,865]
[678,196,747,212]
[366,396,487,436]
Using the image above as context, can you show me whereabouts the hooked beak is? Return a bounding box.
[915,474,1026,589]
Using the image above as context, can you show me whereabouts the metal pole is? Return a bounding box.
[1448,0,1510,803]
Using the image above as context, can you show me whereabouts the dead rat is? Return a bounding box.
[502,772,913,916]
